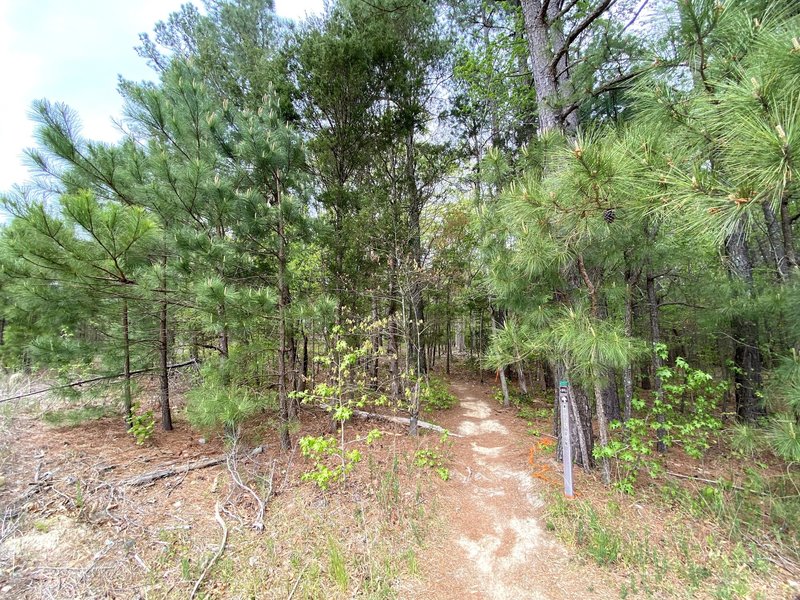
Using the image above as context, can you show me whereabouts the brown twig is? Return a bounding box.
[190,501,228,599]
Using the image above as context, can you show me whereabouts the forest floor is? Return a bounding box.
[406,376,618,599]
[0,366,796,599]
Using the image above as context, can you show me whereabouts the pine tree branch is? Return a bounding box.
[552,0,580,23]
[550,0,618,71]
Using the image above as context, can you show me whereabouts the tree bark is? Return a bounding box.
[406,131,427,377]
[553,362,593,468]
[122,299,132,426]
[388,256,401,400]
[725,220,765,421]
[159,255,173,432]
[647,269,667,452]
[520,0,578,134]
[371,293,380,388]
[593,381,612,485]
[276,175,292,451]
[763,202,789,281]
[780,192,798,271]
[517,361,528,395]
[492,307,511,407]
[622,275,635,422]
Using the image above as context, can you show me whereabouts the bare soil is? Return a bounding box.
[408,375,620,600]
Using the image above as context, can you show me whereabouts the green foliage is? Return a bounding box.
[413,449,449,481]
[185,348,274,435]
[598,355,725,492]
[298,435,362,490]
[127,403,155,445]
[41,405,115,427]
[728,423,763,457]
[420,376,457,411]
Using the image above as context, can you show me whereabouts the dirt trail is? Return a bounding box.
[412,378,617,600]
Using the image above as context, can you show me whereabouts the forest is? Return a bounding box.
[0,0,799,598]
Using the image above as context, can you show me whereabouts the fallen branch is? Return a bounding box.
[118,447,262,487]
[664,470,748,493]
[190,502,228,599]
[321,404,460,437]
[0,359,199,404]
[226,437,273,531]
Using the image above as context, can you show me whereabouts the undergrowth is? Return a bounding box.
[42,405,115,427]
[544,479,793,599]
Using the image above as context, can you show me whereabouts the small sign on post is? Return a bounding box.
[559,380,574,498]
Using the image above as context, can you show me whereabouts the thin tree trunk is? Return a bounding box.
[122,299,132,426]
[406,132,427,377]
[371,293,379,388]
[780,192,798,271]
[388,257,401,400]
[553,363,592,469]
[622,276,635,422]
[593,381,612,485]
[158,253,173,431]
[302,333,309,388]
[446,303,451,376]
[159,262,173,431]
[479,310,484,383]
[578,253,617,472]
[492,307,510,407]
[517,360,528,395]
[647,270,667,452]
[276,175,291,451]
[763,202,789,281]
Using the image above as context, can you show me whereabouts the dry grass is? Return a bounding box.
[0,373,442,599]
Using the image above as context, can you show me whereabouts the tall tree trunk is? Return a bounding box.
[602,371,621,423]
[158,254,173,431]
[726,220,765,421]
[479,310,484,383]
[289,333,299,420]
[492,307,510,407]
[578,254,616,470]
[276,176,291,451]
[647,269,667,452]
[301,333,309,392]
[387,256,401,400]
[446,296,452,376]
[622,275,635,422]
[406,132,427,377]
[122,299,132,426]
[780,192,798,271]
[371,293,380,388]
[593,380,612,485]
[159,260,173,431]
[520,0,578,134]
[553,363,593,468]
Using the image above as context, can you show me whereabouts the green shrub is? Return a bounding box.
[127,402,155,445]
[299,435,362,490]
[42,405,114,427]
[599,353,724,493]
[421,376,457,411]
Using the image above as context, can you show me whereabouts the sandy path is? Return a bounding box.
[410,378,617,600]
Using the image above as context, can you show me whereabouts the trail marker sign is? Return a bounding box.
[559,380,574,498]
